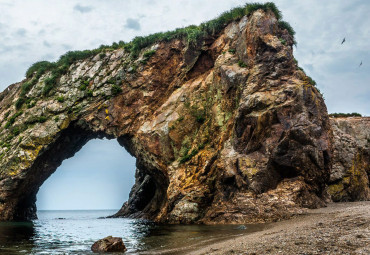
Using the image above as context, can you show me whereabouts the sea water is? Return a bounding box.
[0,210,266,254]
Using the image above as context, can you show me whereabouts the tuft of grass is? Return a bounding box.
[307,76,316,86]
[15,98,25,109]
[42,76,57,95]
[79,80,89,91]
[87,89,93,97]
[111,84,123,96]
[106,78,115,84]
[143,49,156,59]
[228,49,236,54]
[11,127,20,136]
[4,111,10,120]
[27,100,36,108]
[38,116,47,123]
[245,2,282,20]
[190,105,206,124]
[179,144,205,163]
[26,115,47,125]
[56,96,65,103]
[26,61,56,79]
[278,21,296,45]
[20,82,34,97]
[79,84,87,91]
[238,60,247,68]
[4,111,23,129]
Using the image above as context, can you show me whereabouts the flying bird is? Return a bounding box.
[341,38,346,44]
[359,61,362,67]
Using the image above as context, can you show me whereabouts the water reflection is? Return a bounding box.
[0,221,35,254]
[131,222,266,254]
[0,211,268,254]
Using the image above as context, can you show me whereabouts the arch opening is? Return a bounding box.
[8,122,169,221]
[36,138,136,211]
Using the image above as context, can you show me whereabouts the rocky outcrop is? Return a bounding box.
[328,117,370,201]
[91,236,126,253]
[0,8,334,223]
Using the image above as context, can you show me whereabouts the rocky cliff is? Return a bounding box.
[0,4,366,223]
[329,117,370,201]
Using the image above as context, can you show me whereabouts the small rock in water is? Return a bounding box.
[91,236,126,253]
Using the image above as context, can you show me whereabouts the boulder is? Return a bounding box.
[91,236,126,253]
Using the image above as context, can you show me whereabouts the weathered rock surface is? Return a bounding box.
[329,117,370,201]
[0,8,365,224]
[91,236,126,253]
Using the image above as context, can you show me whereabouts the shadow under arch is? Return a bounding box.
[8,121,169,221]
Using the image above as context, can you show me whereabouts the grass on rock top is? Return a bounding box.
[13,2,299,116]
[23,2,295,87]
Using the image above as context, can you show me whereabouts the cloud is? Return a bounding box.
[124,18,141,31]
[43,40,51,48]
[73,4,93,13]
[62,44,72,50]
[15,28,26,37]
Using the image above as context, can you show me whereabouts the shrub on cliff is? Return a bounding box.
[245,2,282,20]
[111,85,123,96]
[329,113,362,118]
[26,61,56,78]
[15,98,25,109]
[42,75,58,96]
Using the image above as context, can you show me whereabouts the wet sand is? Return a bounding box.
[187,201,370,255]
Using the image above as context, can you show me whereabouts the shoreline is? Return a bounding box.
[186,201,370,255]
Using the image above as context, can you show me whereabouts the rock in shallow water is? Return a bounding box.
[91,236,127,253]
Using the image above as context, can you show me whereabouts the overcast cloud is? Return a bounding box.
[73,4,93,13]
[125,18,141,31]
[0,0,369,210]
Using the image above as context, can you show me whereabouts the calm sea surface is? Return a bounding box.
[0,210,267,254]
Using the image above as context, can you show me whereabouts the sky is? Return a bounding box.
[37,139,136,210]
[0,0,369,210]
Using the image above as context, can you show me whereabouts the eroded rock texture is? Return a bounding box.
[329,117,370,202]
[0,10,334,223]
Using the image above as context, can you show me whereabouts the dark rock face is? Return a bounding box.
[0,9,347,224]
[91,236,126,253]
[328,117,370,201]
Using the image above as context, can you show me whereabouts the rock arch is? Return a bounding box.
[0,10,335,223]
[6,123,168,221]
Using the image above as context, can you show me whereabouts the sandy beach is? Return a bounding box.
[188,201,370,255]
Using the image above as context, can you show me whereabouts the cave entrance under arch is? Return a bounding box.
[36,138,136,212]
[8,123,169,221]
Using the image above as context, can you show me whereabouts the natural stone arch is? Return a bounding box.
[0,10,335,223]
[5,122,168,220]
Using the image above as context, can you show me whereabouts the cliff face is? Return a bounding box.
[329,117,370,202]
[0,9,336,223]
